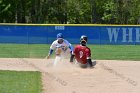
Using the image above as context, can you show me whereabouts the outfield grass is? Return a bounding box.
[0,44,140,60]
[89,45,140,60]
[0,44,49,58]
[0,70,42,93]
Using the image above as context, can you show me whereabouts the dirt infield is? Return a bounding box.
[0,58,140,93]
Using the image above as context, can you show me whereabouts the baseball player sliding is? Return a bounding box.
[47,33,74,66]
[70,35,96,68]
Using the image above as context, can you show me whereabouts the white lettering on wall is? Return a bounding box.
[107,27,140,43]
[107,28,119,42]
[55,26,65,30]
[122,28,133,42]
[136,28,140,42]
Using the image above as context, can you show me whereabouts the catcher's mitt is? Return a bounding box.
[55,48,62,55]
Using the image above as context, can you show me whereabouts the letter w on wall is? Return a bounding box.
[107,28,119,42]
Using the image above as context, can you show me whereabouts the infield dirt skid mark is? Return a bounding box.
[0,58,140,93]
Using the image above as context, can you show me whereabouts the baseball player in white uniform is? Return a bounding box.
[47,33,74,66]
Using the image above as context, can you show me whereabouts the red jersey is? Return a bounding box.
[74,45,91,64]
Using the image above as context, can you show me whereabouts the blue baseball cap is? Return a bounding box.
[57,33,63,39]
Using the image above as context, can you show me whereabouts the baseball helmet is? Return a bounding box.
[80,35,88,42]
[57,33,63,39]
[80,35,88,46]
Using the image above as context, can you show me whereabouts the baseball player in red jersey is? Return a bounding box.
[70,35,95,68]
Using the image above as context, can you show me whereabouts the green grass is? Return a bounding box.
[0,70,42,93]
[0,44,140,60]
[88,45,140,60]
[0,44,49,58]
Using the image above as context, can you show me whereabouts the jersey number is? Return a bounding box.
[79,51,83,58]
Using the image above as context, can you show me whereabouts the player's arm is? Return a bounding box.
[69,45,75,62]
[47,41,56,59]
[70,53,75,62]
[68,43,74,52]
[47,49,53,59]
[64,40,75,62]
[86,48,93,67]
[70,46,76,62]
[65,40,74,54]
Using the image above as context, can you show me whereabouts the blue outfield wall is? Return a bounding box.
[0,24,140,44]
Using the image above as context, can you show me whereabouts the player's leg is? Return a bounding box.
[87,59,96,68]
[87,59,93,67]
[92,60,96,67]
[54,55,62,66]
[74,59,88,68]
[79,63,88,68]
[62,49,70,59]
[53,47,62,66]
